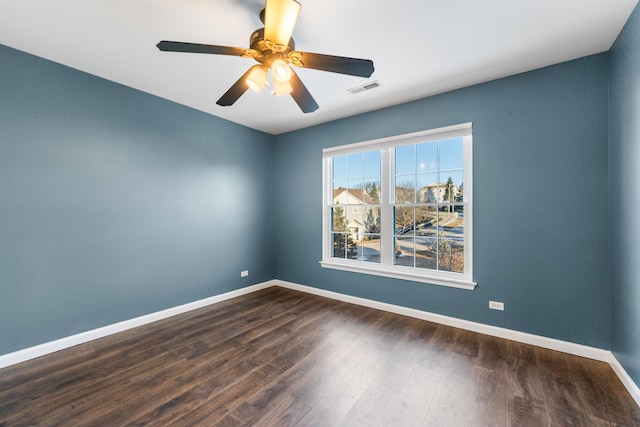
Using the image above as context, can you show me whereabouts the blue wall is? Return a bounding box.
[274,54,611,349]
[0,45,275,355]
[610,3,640,387]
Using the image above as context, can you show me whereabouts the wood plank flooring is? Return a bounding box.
[1,286,638,426]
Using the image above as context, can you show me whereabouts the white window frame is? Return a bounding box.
[321,123,476,290]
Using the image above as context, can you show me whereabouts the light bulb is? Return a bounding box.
[271,58,292,83]
[246,66,267,93]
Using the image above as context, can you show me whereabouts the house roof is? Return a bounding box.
[333,188,376,204]
[424,182,445,188]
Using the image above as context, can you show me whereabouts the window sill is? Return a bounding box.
[320,260,477,290]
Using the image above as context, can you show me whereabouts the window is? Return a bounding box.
[322,123,475,290]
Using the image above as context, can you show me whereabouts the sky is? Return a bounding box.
[332,137,464,201]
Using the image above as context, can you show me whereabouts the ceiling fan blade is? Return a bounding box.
[291,52,374,77]
[289,69,319,113]
[216,67,254,107]
[264,0,301,49]
[157,41,246,57]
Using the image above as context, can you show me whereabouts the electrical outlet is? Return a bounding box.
[489,300,504,311]
[241,270,249,277]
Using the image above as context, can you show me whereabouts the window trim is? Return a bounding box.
[321,123,476,290]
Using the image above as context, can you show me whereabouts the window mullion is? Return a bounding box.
[463,134,473,276]
[323,157,331,261]
[380,148,393,267]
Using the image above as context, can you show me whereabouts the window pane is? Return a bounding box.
[439,137,463,171]
[438,210,464,240]
[332,208,347,232]
[417,142,438,173]
[394,236,414,267]
[333,181,348,201]
[345,186,364,204]
[364,150,381,178]
[345,206,363,241]
[439,171,463,204]
[348,153,363,180]
[332,233,347,258]
[347,233,360,260]
[364,206,381,234]
[455,182,464,203]
[395,145,414,175]
[394,206,414,235]
[395,179,415,203]
[416,206,438,237]
[333,155,347,182]
[438,239,464,273]
[364,180,381,204]
[362,236,380,263]
[447,170,464,188]
[440,174,460,204]
[417,173,439,202]
[416,237,437,270]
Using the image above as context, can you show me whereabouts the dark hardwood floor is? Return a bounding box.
[1,286,638,426]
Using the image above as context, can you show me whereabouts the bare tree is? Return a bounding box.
[394,181,415,234]
[431,232,464,272]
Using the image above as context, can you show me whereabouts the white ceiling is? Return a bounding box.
[0,0,637,134]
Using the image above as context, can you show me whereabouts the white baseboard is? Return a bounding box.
[272,280,611,362]
[2,277,638,409]
[609,353,640,407]
[0,281,274,369]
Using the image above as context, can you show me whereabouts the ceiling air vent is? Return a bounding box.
[348,80,381,94]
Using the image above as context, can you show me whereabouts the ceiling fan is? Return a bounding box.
[156,0,375,113]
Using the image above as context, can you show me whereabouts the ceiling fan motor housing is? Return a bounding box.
[250,28,295,66]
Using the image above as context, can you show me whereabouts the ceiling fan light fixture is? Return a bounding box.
[273,79,293,96]
[264,0,301,50]
[246,65,267,93]
[271,58,292,83]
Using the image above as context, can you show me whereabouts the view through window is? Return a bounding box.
[322,123,474,289]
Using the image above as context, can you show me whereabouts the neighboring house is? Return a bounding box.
[395,182,459,204]
[333,188,378,241]
[418,181,458,203]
